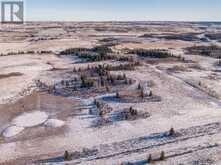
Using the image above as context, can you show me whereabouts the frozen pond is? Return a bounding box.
[12,111,49,127]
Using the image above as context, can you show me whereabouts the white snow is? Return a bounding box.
[12,111,48,127]
[44,119,65,128]
[81,98,94,106]
[95,93,116,100]
[2,112,64,138]
[2,126,24,138]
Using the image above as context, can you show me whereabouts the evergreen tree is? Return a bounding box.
[116,92,120,98]
[147,154,152,163]
[64,150,70,161]
[160,151,165,161]
[169,127,175,136]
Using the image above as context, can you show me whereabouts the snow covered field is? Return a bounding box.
[0,22,221,165]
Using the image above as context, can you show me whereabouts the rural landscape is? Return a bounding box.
[0,21,221,164]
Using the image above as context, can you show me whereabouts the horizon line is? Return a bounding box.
[23,20,221,23]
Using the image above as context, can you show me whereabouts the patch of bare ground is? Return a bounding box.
[0,72,23,80]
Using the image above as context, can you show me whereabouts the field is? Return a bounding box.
[0,22,221,165]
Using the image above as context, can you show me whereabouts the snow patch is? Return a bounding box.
[44,119,65,128]
[3,126,24,138]
[81,98,94,106]
[95,93,116,100]
[12,111,48,127]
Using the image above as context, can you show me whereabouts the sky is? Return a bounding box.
[24,0,221,21]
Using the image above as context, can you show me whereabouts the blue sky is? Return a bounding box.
[25,0,221,21]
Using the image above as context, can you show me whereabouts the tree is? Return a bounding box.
[110,75,115,84]
[140,89,145,98]
[147,154,152,163]
[123,74,126,79]
[95,100,101,108]
[149,90,153,97]
[125,78,128,84]
[129,107,137,116]
[117,74,123,80]
[129,106,133,112]
[138,83,141,90]
[99,111,104,117]
[169,127,175,136]
[160,151,165,161]
[64,150,70,161]
[61,80,65,86]
[100,77,105,86]
[116,92,120,98]
[106,86,110,92]
[66,81,69,87]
